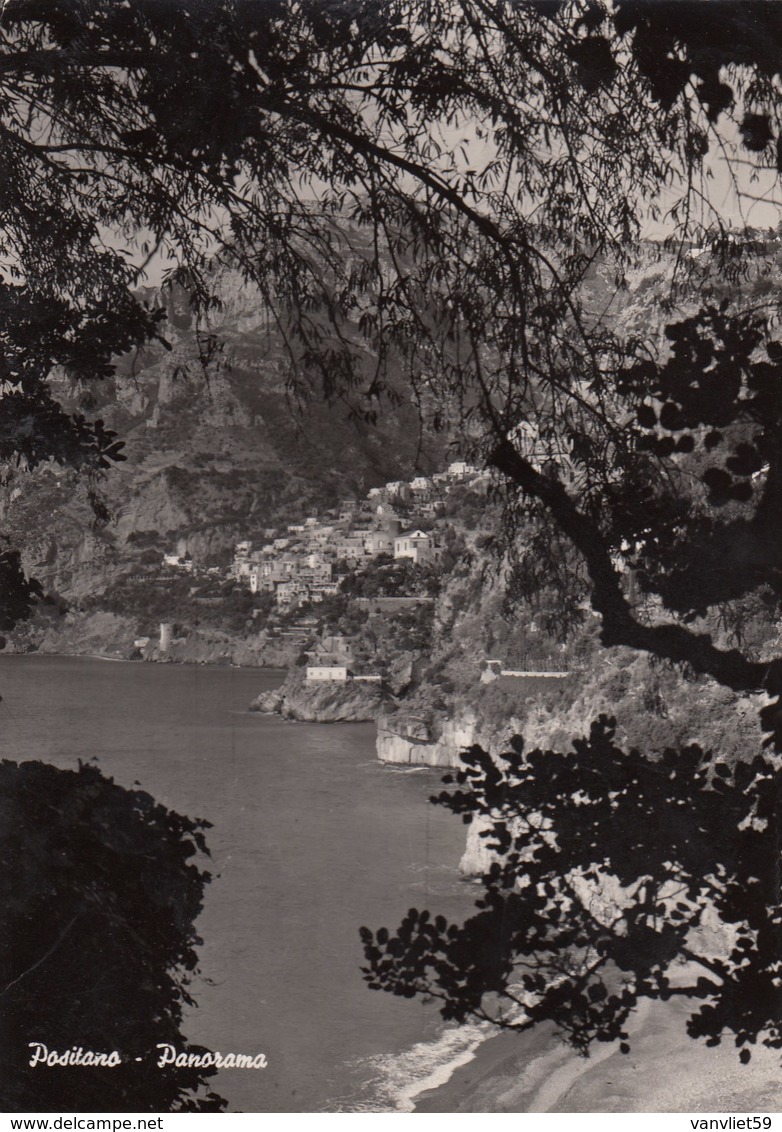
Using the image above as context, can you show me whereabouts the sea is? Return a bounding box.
[0,656,486,1113]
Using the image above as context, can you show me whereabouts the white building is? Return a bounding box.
[510,421,577,484]
[305,551,331,570]
[394,529,435,564]
[420,500,444,516]
[386,481,411,501]
[275,580,301,607]
[448,460,477,478]
[309,581,340,601]
[163,553,193,573]
[364,530,394,556]
[335,534,370,561]
[306,665,348,682]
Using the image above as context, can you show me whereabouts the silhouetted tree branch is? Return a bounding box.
[362,718,782,1062]
[5,0,782,1070]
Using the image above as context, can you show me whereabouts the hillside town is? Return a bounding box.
[139,455,585,683]
[162,460,483,611]
[229,460,482,607]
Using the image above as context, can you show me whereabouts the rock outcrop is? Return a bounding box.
[249,669,383,722]
[146,628,300,667]
[376,712,480,767]
[3,610,138,660]
[459,817,500,876]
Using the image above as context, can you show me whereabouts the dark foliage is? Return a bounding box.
[89,574,268,635]
[2,0,782,657]
[339,555,440,598]
[0,759,226,1112]
[362,718,782,1061]
[0,550,41,631]
[614,305,782,618]
[5,0,782,1069]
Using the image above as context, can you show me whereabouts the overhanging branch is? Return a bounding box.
[490,437,782,697]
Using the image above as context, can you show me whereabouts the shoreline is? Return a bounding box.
[1,649,290,673]
[412,1025,561,1113]
[412,994,782,1113]
[7,653,781,1112]
[398,1025,503,1111]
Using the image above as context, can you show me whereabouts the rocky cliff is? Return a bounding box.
[249,668,384,722]
[1,267,444,622]
[3,610,139,661]
[5,607,302,667]
[377,645,767,881]
[376,712,481,767]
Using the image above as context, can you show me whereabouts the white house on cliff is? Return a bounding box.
[393,529,435,565]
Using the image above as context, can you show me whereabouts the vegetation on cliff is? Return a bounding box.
[250,668,383,723]
[6,0,782,1078]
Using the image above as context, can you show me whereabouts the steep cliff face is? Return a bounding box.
[144,628,301,668]
[376,713,481,767]
[2,269,444,612]
[4,610,139,659]
[428,659,769,877]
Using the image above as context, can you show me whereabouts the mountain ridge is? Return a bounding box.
[1,270,447,605]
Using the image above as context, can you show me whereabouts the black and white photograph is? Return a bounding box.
[2,0,782,1116]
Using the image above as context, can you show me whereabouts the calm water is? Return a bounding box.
[0,656,478,1112]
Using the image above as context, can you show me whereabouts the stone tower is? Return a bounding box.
[159,622,173,654]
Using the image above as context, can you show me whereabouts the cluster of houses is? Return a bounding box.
[227,461,480,612]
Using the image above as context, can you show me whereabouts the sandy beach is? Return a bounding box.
[415,996,782,1113]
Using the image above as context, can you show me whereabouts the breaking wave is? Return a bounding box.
[331,1021,494,1112]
